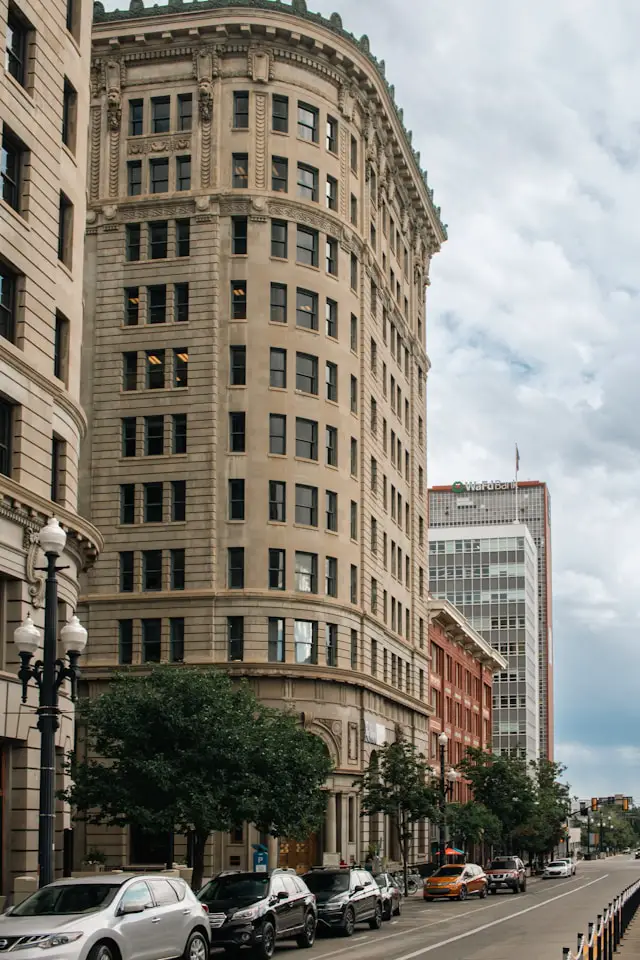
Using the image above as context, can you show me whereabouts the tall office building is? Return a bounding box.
[0,0,101,889]
[429,481,553,759]
[79,0,446,873]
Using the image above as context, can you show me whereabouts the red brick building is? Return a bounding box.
[428,600,507,804]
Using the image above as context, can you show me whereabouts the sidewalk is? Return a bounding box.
[620,918,640,956]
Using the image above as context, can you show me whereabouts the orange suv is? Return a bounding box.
[423,864,488,901]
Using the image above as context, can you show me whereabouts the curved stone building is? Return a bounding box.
[0,0,102,890]
[81,0,446,873]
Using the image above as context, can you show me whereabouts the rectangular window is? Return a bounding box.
[370,397,377,434]
[272,95,289,132]
[0,264,17,343]
[371,639,378,676]
[142,550,162,590]
[171,548,185,590]
[268,479,286,521]
[119,551,134,592]
[173,348,188,387]
[296,352,318,394]
[142,619,162,663]
[171,479,186,521]
[228,478,245,520]
[296,288,318,329]
[270,282,287,323]
[271,219,288,258]
[350,630,358,669]
[350,437,358,476]
[229,411,246,452]
[326,425,337,467]
[325,298,337,338]
[232,153,248,188]
[295,417,317,460]
[350,252,358,291]
[143,481,163,523]
[350,193,358,226]
[57,192,73,268]
[295,552,317,593]
[6,6,28,86]
[1,126,23,212]
[350,135,358,172]
[118,620,133,665]
[296,226,318,267]
[350,564,358,604]
[170,617,185,662]
[128,98,143,136]
[174,283,189,322]
[370,456,378,492]
[231,280,247,320]
[268,617,285,662]
[127,161,142,196]
[295,484,317,526]
[271,156,288,192]
[176,155,191,191]
[325,361,337,402]
[178,93,192,131]
[294,619,317,664]
[268,548,285,590]
[269,414,286,455]
[151,96,170,133]
[350,500,358,540]
[371,577,378,614]
[230,345,247,385]
[176,218,190,256]
[50,436,64,504]
[297,163,318,202]
[121,417,136,457]
[325,556,337,597]
[228,616,244,661]
[326,237,338,275]
[326,623,338,667]
[350,314,358,352]
[150,157,169,194]
[232,216,248,255]
[125,223,141,262]
[297,102,319,142]
[228,547,245,588]
[269,347,286,388]
[326,175,337,210]
[149,221,168,260]
[147,284,166,324]
[350,375,358,413]
[123,351,137,391]
[325,490,337,532]
[326,115,338,153]
[172,413,187,454]
[233,90,249,128]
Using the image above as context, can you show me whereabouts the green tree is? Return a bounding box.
[446,802,502,854]
[457,748,536,853]
[359,738,438,894]
[64,667,332,889]
[517,759,570,858]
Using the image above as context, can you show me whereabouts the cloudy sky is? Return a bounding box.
[102,0,640,801]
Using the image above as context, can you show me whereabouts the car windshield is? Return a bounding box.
[433,866,463,877]
[490,859,518,870]
[198,876,269,905]
[303,873,350,894]
[11,884,120,916]
[548,862,565,867]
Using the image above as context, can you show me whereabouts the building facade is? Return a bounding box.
[80,0,446,873]
[0,0,102,891]
[428,523,539,762]
[429,481,554,759]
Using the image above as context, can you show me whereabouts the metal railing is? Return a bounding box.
[562,877,640,959]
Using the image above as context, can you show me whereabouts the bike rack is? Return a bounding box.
[562,877,640,959]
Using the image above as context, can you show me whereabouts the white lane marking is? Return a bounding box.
[390,874,609,960]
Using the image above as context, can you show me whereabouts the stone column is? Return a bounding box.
[340,794,349,861]
[325,793,337,854]
[267,834,278,870]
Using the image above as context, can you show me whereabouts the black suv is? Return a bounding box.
[302,868,383,937]
[197,869,317,958]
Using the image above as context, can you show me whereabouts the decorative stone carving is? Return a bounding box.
[219,198,251,217]
[359,34,370,54]
[268,200,340,241]
[329,12,342,29]
[254,92,267,189]
[128,135,191,155]
[93,1,105,20]
[119,202,195,220]
[195,195,210,212]
[129,0,144,12]
[248,46,271,84]
[291,0,307,11]
[348,722,359,761]
[102,205,117,219]
[338,81,357,121]
[196,49,213,121]
[105,59,122,131]
[24,529,45,609]
[89,105,101,201]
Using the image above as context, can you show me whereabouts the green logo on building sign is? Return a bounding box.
[452,481,467,493]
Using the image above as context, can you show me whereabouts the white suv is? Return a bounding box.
[0,874,210,960]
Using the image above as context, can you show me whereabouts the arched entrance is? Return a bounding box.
[277,733,332,873]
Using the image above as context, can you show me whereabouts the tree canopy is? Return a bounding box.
[446,801,502,851]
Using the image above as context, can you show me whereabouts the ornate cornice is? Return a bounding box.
[0,342,88,438]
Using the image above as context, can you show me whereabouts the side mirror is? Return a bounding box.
[119,901,146,916]
[353,884,364,893]
[277,891,288,901]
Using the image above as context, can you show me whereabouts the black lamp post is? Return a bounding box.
[14,518,87,889]
[437,733,457,867]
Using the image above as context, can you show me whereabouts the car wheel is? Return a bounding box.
[342,907,356,937]
[479,885,488,899]
[424,896,434,902]
[296,911,316,949]
[490,888,497,895]
[255,921,276,960]
[88,943,115,960]
[521,880,527,892]
[458,885,468,902]
[393,899,402,917]
[513,883,520,894]
[383,901,392,921]
[369,903,383,930]
[184,932,208,960]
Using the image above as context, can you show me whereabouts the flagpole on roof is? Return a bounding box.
[514,443,520,524]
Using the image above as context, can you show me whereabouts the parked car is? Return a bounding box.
[197,868,316,959]
[302,867,382,937]
[485,856,527,894]
[0,874,210,960]
[374,874,402,919]
[635,851,640,860]
[543,860,572,878]
[423,864,488,901]
[557,859,576,876]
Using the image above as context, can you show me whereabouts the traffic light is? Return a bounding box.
[591,797,598,812]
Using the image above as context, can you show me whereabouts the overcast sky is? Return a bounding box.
[101,0,640,802]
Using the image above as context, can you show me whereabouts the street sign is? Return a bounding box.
[253,850,269,872]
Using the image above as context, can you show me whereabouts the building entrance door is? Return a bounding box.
[278,834,320,874]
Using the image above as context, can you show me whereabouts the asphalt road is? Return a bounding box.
[269,856,640,960]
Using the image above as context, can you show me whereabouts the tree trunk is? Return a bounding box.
[398,811,409,899]
[191,830,209,891]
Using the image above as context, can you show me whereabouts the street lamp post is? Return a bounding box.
[13,518,87,888]
[437,734,457,867]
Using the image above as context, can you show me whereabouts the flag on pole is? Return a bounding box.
[515,443,520,477]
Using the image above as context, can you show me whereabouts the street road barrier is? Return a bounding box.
[562,877,640,959]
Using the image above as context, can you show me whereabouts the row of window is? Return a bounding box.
[370,638,425,698]
[121,415,186,457]
[118,617,184,664]
[0,268,70,384]
[119,549,185,592]
[120,480,186,524]
[369,579,424,637]
[127,93,192,137]
[0,402,67,506]
[123,284,189,327]
[122,349,188,390]
[227,616,355,667]
[127,156,191,196]
[230,412,358,473]
[232,93,349,160]
[125,220,190,261]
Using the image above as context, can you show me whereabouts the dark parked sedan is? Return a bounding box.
[375,873,402,920]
